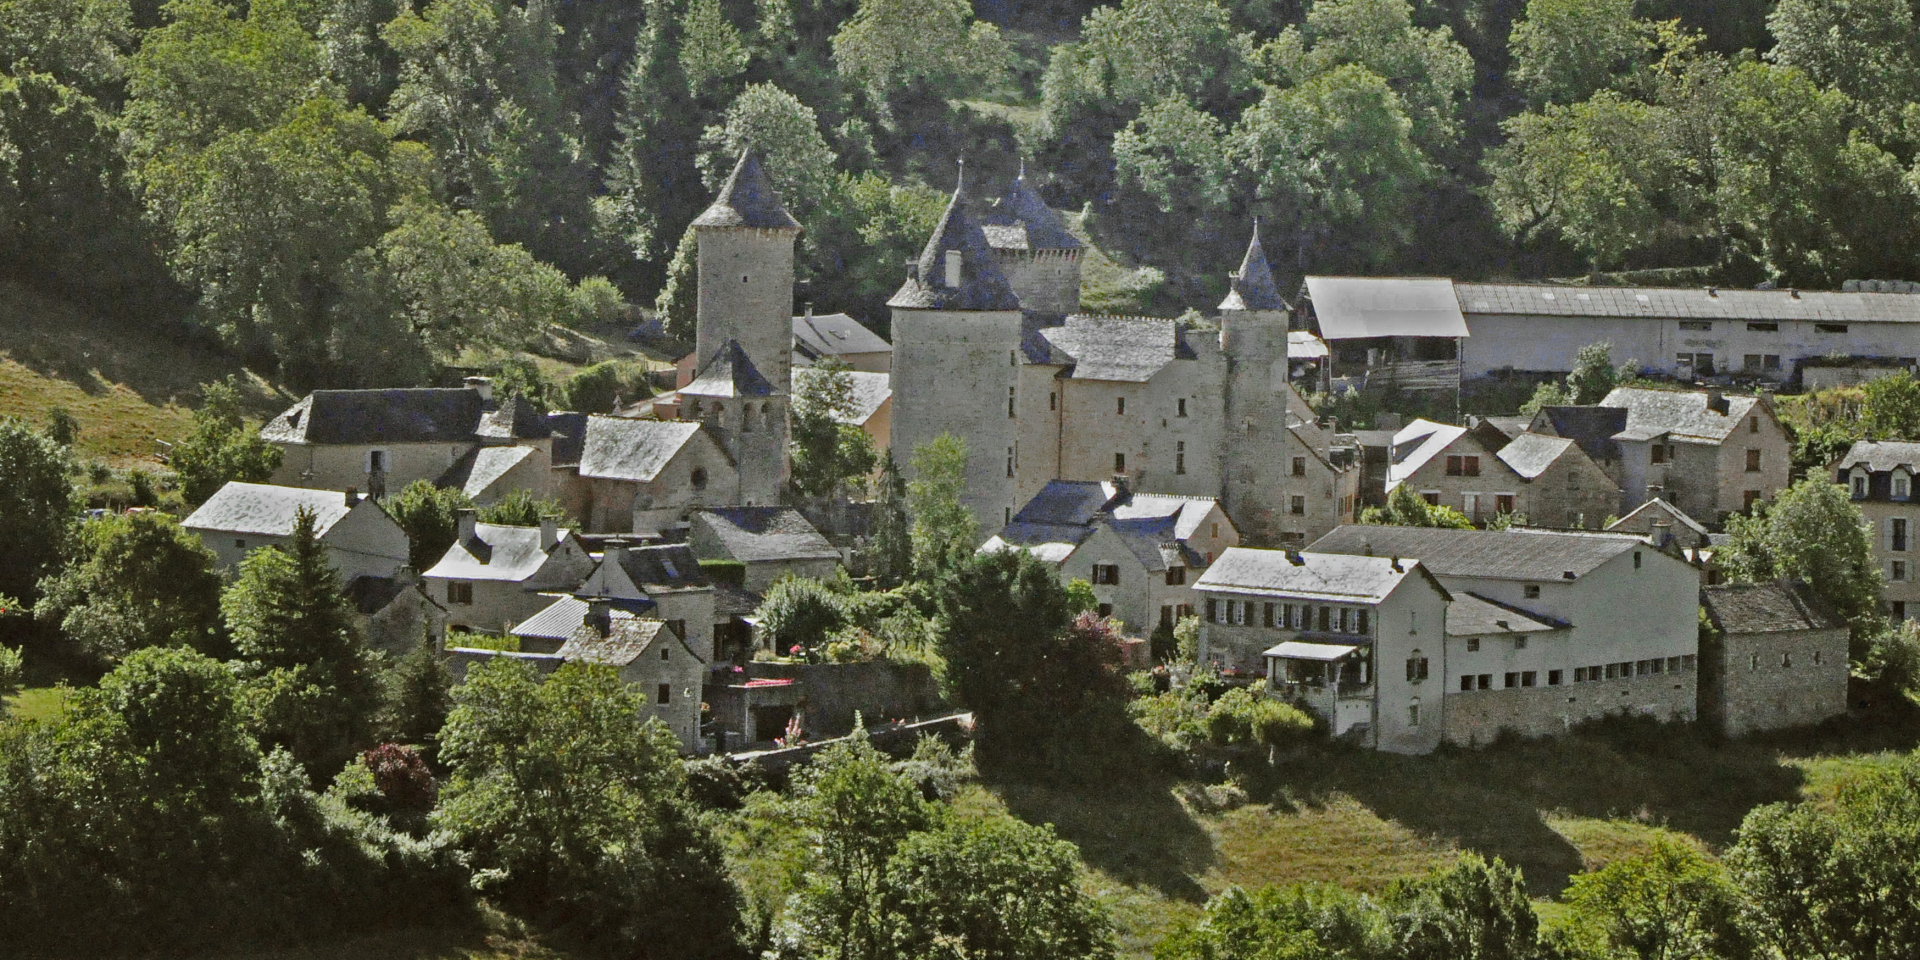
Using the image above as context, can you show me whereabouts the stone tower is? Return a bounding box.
[888,166,1026,535]
[1219,221,1295,545]
[980,163,1082,316]
[690,148,801,501]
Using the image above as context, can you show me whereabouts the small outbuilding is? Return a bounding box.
[1699,580,1850,737]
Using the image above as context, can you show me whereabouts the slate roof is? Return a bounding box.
[424,522,571,583]
[1304,277,1469,339]
[1386,419,1470,490]
[1702,581,1844,634]
[993,481,1217,572]
[1309,526,1647,582]
[980,169,1080,252]
[1040,315,1188,382]
[1446,592,1566,636]
[714,582,764,620]
[1531,406,1626,463]
[979,524,1093,564]
[261,388,487,445]
[577,417,704,482]
[690,149,801,230]
[1455,282,1920,323]
[513,595,659,642]
[607,543,711,593]
[694,507,838,563]
[475,395,550,440]
[683,340,775,398]
[1606,498,1712,541]
[558,616,669,667]
[1472,416,1533,442]
[1194,548,1442,604]
[440,445,539,500]
[837,371,892,427]
[1496,433,1576,480]
[888,171,1023,311]
[1601,388,1759,444]
[1832,439,1920,473]
[1219,222,1286,312]
[793,312,891,362]
[547,412,588,466]
[184,482,360,537]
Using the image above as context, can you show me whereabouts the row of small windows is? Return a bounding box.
[1676,320,1851,334]
[1411,655,1697,688]
[687,399,776,429]
[1571,656,1696,681]
[1208,598,1371,635]
[1752,650,1821,669]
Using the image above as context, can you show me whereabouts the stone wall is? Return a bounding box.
[695,226,796,397]
[889,307,1023,534]
[1441,671,1697,746]
[995,249,1081,316]
[268,440,480,494]
[1705,626,1850,737]
[742,660,945,739]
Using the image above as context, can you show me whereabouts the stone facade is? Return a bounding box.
[891,306,1025,531]
[1440,673,1697,746]
[995,248,1082,316]
[1700,581,1850,736]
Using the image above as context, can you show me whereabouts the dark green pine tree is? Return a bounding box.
[864,450,913,588]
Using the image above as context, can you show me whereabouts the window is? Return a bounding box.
[1679,320,1713,331]
[1504,672,1518,689]
[1855,475,1869,498]
[661,647,670,661]
[1049,392,1056,411]
[1263,603,1275,627]
[1292,457,1307,477]
[1406,652,1429,682]
[1356,610,1369,634]
[1744,354,1762,371]
[1176,441,1187,475]
[235,539,246,549]
[1114,452,1126,472]
[657,683,671,705]
[1894,561,1907,582]
[1748,321,1778,332]
[1207,599,1220,622]
[1651,444,1668,465]
[1750,416,1761,434]
[1765,355,1781,371]
[1667,656,1681,673]
[368,449,386,472]
[1524,584,1540,599]
[1097,603,1114,618]
[1897,476,1910,499]
[1514,636,1528,650]
[1461,676,1475,692]
[1008,387,1016,418]
[1161,605,1175,627]
[1574,667,1586,682]
[1899,519,1911,553]
[1232,601,1247,625]
[1783,652,1793,668]
[1682,654,1696,671]
[1212,523,1219,538]
[1318,606,1332,631]
[1522,671,1537,687]
[1815,650,1824,665]
[1743,449,1762,473]
[1116,397,1126,415]
[1605,663,1619,680]
[1478,674,1492,690]
[1290,496,1306,516]
[1548,669,1562,686]
[1445,455,1482,477]
[1091,564,1120,585]
[1897,601,1909,621]
[1446,455,1462,476]
[1496,494,1515,515]
[1634,551,1643,569]
[1177,398,1187,417]
[1421,491,1441,506]
[1817,323,1850,334]
[1409,701,1421,727]
[691,467,708,490]
[1166,566,1186,586]
[447,582,473,605]
[1006,447,1014,478]
[1466,637,1480,652]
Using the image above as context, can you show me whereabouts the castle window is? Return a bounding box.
[1114,452,1126,472]
[1177,398,1187,417]
[691,467,709,490]
[1176,442,1186,475]
[1116,397,1126,415]
[1009,387,1016,418]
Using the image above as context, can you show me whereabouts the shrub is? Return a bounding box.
[1131,688,1209,751]
[0,643,21,700]
[1206,687,1316,753]
[360,743,437,816]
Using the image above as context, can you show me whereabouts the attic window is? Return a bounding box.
[691,467,708,490]
[1679,321,1712,331]
[1817,323,1849,334]
[945,250,962,287]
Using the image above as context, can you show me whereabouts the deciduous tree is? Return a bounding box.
[34,511,226,662]
[0,417,73,602]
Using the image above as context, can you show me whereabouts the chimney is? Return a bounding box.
[1706,286,1719,298]
[456,507,477,543]
[1789,288,1801,299]
[1111,474,1130,496]
[586,598,612,636]
[540,515,559,551]
[1706,388,1729,415]
[344,487,360,506]
[804,302,814,318]
[1286,549,1306,566]
[464,375,494,403]
[1390,555,1403,573]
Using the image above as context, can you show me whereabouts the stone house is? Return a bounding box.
[260,378,553,497]
[1604,498,1724,586]
[981,479,1239,636]
[1309,525,1702,746]
[1191,548,1454,754]
[1699,581,1850,737]
[557,600,707,751]
[570,541,717,665]
[568,416,738,535]
[836,370,893,456]
[793,309,892,372]
[1386,418,1620,528]
[689,507,841,593]
[421,511,595,635]
[184,482,409,584]
[441,444,555,507]
[1829,439,1920,621]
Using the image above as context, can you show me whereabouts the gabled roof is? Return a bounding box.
[577,417,704,482]
[694,507,838,564]
[837,371,892,426]
[475,395,550,440]
[441,445,540,500]
[513,595,656,642]
[184,482,361,537]
[979,523,1096,564]
[1833,439,1920,473]
[1308,525,1647,583]
[1040,315,1189,382]
[1194,548,1445,604]
[980,168,1080,252]
[1455,282,1920,323]
[547,412,588,466]
[1219,222,1286,312]
[606,543,710,593]
[1606,498,1712,542]
[1011,479,1215,534]
[1446,592,1566,636]
[690,148,801,231]
[683,340,774,398]
[1495,433,1577,480]
[888,170,1023,312]
[1303,277,1469,339]
[558,615,683,667]
[1386,419,1470,491]
[1531,406,1626,463]
[424,522,571,583]
[793,312,891,361]
[1702,580,1844,634]
[1471,416,1533,443]
[261,388,487,445]
[1601,388,1760,443]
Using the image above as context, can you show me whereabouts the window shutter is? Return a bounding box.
[1206,599,1217,622]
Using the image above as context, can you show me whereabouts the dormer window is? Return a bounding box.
[1896,470,1911,501]
[1852,469,1870,499]
[945,249,962,287]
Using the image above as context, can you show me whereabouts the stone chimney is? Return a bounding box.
[540,515,559,551]
[456,507,477,542]
[1286,549,1306,566]
[586,598,612,636]
[345,487,360,506]
[1651,519,1673,547]
[464,375,494,403]
[1706,389,1730,415]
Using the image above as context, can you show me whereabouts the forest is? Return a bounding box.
[6,0,1920,388]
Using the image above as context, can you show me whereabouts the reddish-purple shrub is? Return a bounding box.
[363,743,437,813]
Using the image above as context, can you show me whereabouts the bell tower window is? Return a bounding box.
[945,250,962,287]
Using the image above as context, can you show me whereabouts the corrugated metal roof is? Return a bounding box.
[1309,526,1644,582]
[1456,282,1920,323]
[1305,277,1468,339]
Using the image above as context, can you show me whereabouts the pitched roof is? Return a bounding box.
[260,388,486,445]
[980,523,1096,564]
[888,171,1023,312]
[1471,416,1533,442]
[837,371,892,426]
[1303,276,1469,339]
[1287,330,1329,359]
[606,543,710,593]
[1601,387,1759,443]
[1495,433,1576,480]
[1219,222,1286,312]
[980,169,1080,252]
[1040,315,1188,382]
[1702,581,1844,634]
[558,615,669,667]
[1386,419,1469,490]
[1606,498,1712,541]
[1833,439,1920,473]
[577,417,704,482]
[683,340,774,398]
[1446,592,1566,636]
[547,412,588,466]
[1309,525,1648,582]
[184,482,360,537]
[793,312,891,361]
[1455,282,1920,323]
[441,445,539,500]
[690,148,801,230]
[424,522,571,583]
[1011,480,1215,534]
[1531,406,1626,463]
[1194,548,1441,604]
[513,595,658,641]
[475,395,550,440]
[694,507,838,563]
